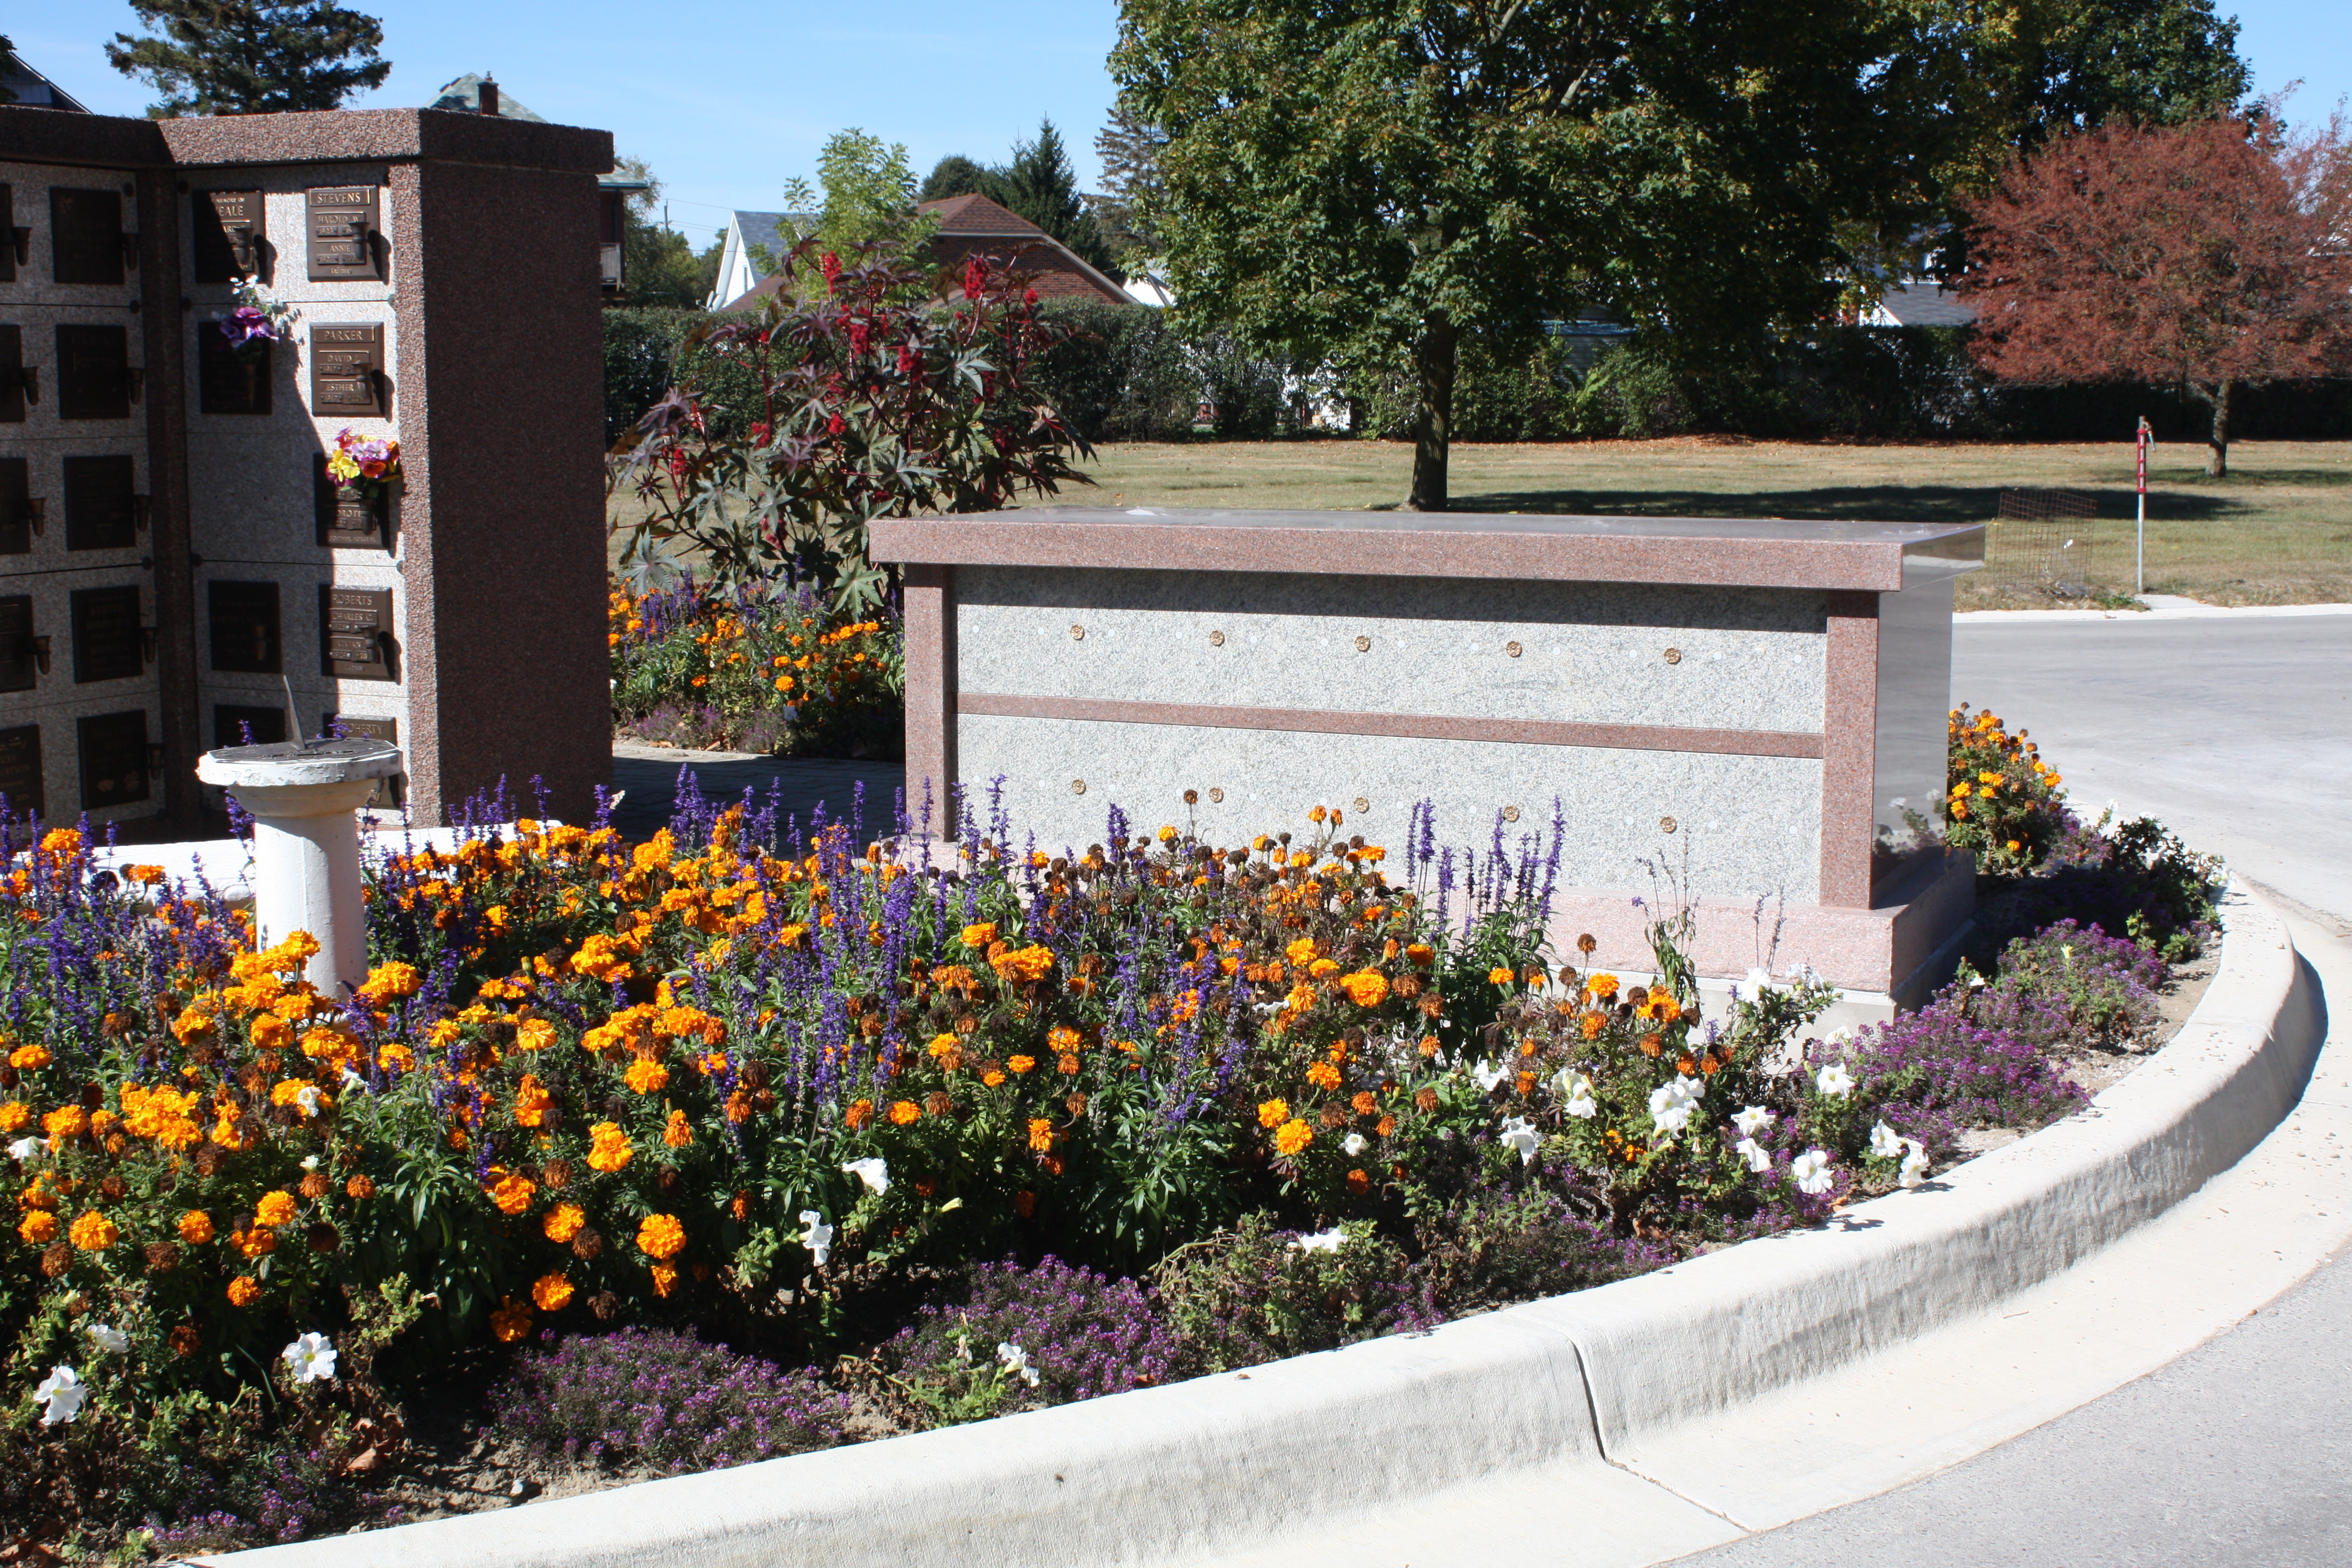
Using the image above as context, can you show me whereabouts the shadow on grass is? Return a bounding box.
[1450,483,2268,525]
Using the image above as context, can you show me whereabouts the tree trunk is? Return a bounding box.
[1408,311,1458,512]
[2207,377,2234,479]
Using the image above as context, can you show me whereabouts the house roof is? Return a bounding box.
[917,192,1050,236]
[1871,281,1977,328]
[1,44,90,111]
[731,210,808,257]
[426,73,549,122]
[913,193,1128,304]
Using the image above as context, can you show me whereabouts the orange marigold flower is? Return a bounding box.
[1587,973,1620,1000]
[1376,1114,1397,1136]
[586,1121,633,1172]
[651,1262,680,1298]
[68,1210,119,1250]
[888,1099,921,1126]
[358,961,422,1003]
[1284,937,1320,967]
[981,1069,1006,1088]
[0,1104,25,1132]
[487,1169,537,1216]
[1057,1053,1081,1075]
[227,1275,260,1306]
[843,1098,875,1130]
[19,1211,57,1245]
[1273,1119,1313,1157]
[543,1202,586,1243]
[489,1298,534,1342]
[623,1057,671,1095]
[513,1074,553,1128]
[1047,1025,1082,1053]
[43,1106,88,1142]
[1346,1169,1372,1195]
[1257,1098,1289,1129]
[663,1108,694,1147]
[1027,1117,1055,1153]
[1337,970,1390,1008]
[531,1272,575,1312]
[1305,1061,1343,1091]
[989,945,1055,983]
[346,1175,375,1200]
[7,1043,50,1070]
[515,1017,557,1052]
[637,1213,687,1260]
[253,1190,298,1228]
[178,1210,215,1244]
[1008,1055,1036,1076]
[959,922,998,948]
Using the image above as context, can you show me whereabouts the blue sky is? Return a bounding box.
[18,1,2351,245]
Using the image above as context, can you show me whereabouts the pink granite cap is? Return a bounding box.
[870,508,1984,592]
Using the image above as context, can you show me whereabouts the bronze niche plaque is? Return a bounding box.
[0,725,42,821]
[0,325,28,422]
[198,322,271,416]
[56,324,133,421]
[51,188,127,287]
[0,596,34,693]
[77,710,151,812]
[321,586,396,680]
[70,585,145,684]
[193,189,266,282]
[208,580,282,673]
[0,459,29,556]
[214,704,288,749]
[63,455,138,552]
[306,185,382,281]
[309,323,385,417]
[314,454,389,548]
[323,713,402,805]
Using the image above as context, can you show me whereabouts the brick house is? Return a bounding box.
[716,192,1128,310]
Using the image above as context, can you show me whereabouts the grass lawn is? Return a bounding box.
[611,437,2352,608]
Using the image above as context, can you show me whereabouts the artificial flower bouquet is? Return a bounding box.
[326,427,403,500]
[213,277,300,364]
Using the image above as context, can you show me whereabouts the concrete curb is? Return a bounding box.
[1958,597,2352,624]
[199,883,2318,1568]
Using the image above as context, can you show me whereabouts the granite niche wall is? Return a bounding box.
[0,106,612,833]
[874,507,1983,1005]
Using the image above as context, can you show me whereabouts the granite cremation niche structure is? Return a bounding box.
[0,104,611,833]
[874,508,1983,1009]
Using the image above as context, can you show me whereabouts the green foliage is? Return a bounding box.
[920,155,997,204]
[1026,301,1200,443]
[920,122,1121,279]
[105,1,390,116]
[785,129,936,268]
[1151,1215,1431,1374]
[2024,0,2251,141]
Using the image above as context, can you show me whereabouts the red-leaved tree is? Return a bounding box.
[1959,111,2352,476]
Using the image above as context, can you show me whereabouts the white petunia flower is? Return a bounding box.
[6,1137,40,1163]
[797,1210,834,1266]
[1499,1116,1541,1166]
[300,1155,320,1172]
[1342,1131,1368,1157]
[842,1157,890,1195]
[293,1085,323,1118]
[86,1324,129,1355]
[1815,1063,1857,1099]
[1732,1106,1773,1137]
[1743,967,1777,995]
[1647,1075,1705,1136]
[995,1341,1041,1387]
[1734,1137,1772,1174]
[1557,1070,1597,1119]
[1292,1227,1349,1254]
[1471,1059,1510,1092]
[1789,1148,1834,1195]
[34,1366,84,1425]
[1869,1121,1905,1160]
[1899,1141,1930,1189]
[282,1332,337,1384]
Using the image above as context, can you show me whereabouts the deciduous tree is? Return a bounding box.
[1959,112,2352,476]
[1115,0,2013,509]
[105,1,390,116]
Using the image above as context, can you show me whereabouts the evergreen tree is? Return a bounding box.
[920,155,1002,204]
[105,1,391,117]
[1091,102,1169,263]
[997,119,1119,279]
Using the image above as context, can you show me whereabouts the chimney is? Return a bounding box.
[478,78,499,116]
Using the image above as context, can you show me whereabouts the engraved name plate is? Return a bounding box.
[309,323,385,417]
[321,586,396,680]
[78,710,150,810]
[198,323,271,416]
[0,326,26,423]
[56,324,132,421]
[214,704,288,749]
[208,579,282,673]
[70,584,144,684]
[0,596,34,693]
[314,454,389,548]
[0,458,29,556]
[51,188,126,287]
[0,725,43,821]
[193,189,266,282]
[306,185,383,281]
[63,455,137,552]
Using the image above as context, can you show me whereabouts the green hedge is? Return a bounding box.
[606,308,2352,451]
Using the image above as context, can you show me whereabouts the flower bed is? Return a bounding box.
[608,576,902,756]
[0,716,2221,1560]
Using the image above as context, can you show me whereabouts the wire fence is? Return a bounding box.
[1984,488,2103,598]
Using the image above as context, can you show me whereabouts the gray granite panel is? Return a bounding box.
[1874,578,1954,872]
[954,714,1822,903]
[956,567,1827,733]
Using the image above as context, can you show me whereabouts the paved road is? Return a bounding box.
[1686,611,2352,1568]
